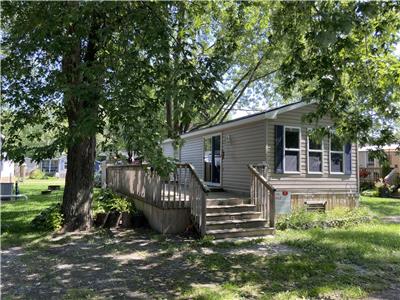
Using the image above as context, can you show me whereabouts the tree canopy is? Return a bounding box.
[1,1,399,229]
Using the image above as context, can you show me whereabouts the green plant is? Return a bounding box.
[29,169,45,179]
[381,163,392,178]
[276,207,373,230]
[360,182,374,191]
[375,180,391,197]
[361,189,379,197]
[94,189,135,214]
[31,203,64,231]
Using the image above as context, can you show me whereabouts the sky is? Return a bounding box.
[231,43,400,120]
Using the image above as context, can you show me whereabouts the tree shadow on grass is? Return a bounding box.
[2,225,400,299]
[361,198,400,216]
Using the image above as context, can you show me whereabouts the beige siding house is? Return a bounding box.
[162,102,359,211]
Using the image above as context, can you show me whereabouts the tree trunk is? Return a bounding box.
[62,135,96,231]
[61,13,101,231]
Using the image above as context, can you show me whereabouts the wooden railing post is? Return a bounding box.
[269,189,276,228]
[200,192,206,236]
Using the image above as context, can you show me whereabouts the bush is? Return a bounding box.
[276,207,373,230]
[360,182,374,191]
[29,169,45,179]
[361,189,379,197]
[31,203,64,231]
[375,180,391,197]
[94,189,135,214]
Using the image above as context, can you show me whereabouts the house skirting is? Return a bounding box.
[291,192,359,211]
[132,197,191,234]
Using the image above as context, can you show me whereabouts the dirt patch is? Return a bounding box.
[1,229,295,299]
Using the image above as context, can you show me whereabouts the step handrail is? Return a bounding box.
[176,163,210,193]
[248,164,276,227]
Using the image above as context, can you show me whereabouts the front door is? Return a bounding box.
[203,135,221,185]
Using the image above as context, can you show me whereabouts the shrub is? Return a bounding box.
[31,203,64,231]
[375,180,391,197]
[94,189,135,214]
[29,169,45,179]
[276,207,373,230]
[360,182,374,191]
[361,189,379,197]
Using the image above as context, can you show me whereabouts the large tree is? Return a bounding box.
[2,1,399,231]
[1,1,250,230]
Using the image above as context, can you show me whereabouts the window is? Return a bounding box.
[330,135,344,173]
[367,152,374,166]
[308,133,323,173]
[284,127,300,173]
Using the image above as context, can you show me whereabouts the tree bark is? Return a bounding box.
[61,11,101,231]
[62,136,96,231]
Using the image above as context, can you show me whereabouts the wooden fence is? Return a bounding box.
[360,167,382,184]
[106,164,208,235]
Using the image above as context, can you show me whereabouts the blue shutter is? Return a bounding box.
[275,125,284,174]
[344,143,352,175]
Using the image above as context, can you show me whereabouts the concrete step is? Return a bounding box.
[207,198,251,206]
[206,219,268,231]
[206,227,275,239]
[206,211,261,222]
[206,204,256,214]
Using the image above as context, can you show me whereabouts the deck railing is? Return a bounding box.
[248,164,276,227]
[106,163,208,235]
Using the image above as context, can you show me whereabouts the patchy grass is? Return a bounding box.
[360,195,400,216]
[1,179,65,249]
[2,186,400,299]
[276,207,373,230]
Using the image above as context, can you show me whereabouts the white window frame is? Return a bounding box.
[329,135,345,174]
[283,126,301,174]
[307,131,324,174]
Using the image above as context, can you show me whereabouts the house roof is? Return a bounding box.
[359,144,400,151]
[164,101,311,141]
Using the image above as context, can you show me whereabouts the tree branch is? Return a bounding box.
[189,66,254,131]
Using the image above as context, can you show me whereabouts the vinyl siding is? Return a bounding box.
[176,120,266,193]
[162,141,175,159]
[266,104,358,192]
[180,136,203,177]
[222,121,266,193]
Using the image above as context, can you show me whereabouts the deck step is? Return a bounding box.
[207,198,250,206]
[206,227,275,239]
[206,219,268,231]
[206,204,256,214]
[206,211,261,221]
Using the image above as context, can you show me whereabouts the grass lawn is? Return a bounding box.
[1,178,65,249]
[1,182,400,299]
[360,195,400,216]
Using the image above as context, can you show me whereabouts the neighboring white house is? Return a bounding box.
[359,144,400,172]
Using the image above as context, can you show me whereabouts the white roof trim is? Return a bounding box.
[162,101,313,142]
[359,144,400,151]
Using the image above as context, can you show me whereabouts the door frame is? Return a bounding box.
[203,133,222,187]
